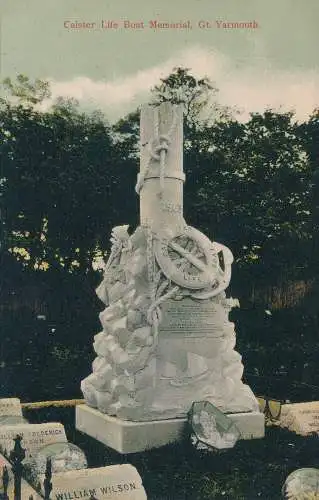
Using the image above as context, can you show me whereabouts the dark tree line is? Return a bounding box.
[1,69,319,401]
[1,69,317,286]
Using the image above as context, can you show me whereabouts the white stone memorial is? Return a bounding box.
[77,103,264,452]
[0,398,22,417]
[45,464,147,500]
[0,422,67,460]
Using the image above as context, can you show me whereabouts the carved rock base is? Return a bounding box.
[81,225,261,421]
[76,404,265,454]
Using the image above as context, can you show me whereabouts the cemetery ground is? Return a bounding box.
[22,405,319,499]
[1,306,319,499]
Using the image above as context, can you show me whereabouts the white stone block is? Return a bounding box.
[76,404,264,454]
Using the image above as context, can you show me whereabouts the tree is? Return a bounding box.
[112,67,234,162]
[184,110,313,285]
[2,74,51,105]
[0,76,137,275]
[297,109,319,276]
[151,67,232,130]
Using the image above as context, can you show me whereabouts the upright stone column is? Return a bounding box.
[138,103,185,235]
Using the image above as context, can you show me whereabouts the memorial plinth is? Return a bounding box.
[77,102,264,452]
[76,405,264,454]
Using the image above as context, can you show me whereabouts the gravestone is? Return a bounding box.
[0,398,22,417]
[44,464,147,499]
[282,468,319,499]
[280,401,319,435]
[0,422,67,460]
[77,102,264,452]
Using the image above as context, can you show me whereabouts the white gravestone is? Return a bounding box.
[0,398,22,417]
[78,103,264,452]
[280,401,319,436]
[46,464,147,500]
[0,422,67,460]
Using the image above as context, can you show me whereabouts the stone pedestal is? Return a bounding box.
[76,404,264,454]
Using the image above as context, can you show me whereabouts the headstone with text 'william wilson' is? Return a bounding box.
[0,398,22,417]
[45,464,147,500]
[280,401,319,436]
[0,422,67,460]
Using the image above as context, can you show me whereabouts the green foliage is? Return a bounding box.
[0,70,317,291]
[2,74,51,105]
[0,76,138,275]
[151,66,233,129]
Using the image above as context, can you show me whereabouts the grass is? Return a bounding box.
[24,407,319,500]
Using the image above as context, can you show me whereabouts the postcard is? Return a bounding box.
[1,0,318,498]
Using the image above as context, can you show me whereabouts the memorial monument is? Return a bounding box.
[76,103,264,452]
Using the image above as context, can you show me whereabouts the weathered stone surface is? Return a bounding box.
[0,415,28,426]
[139,104,185,234]
[0,423,67,460]
[0,398,22,417]
[46,464,147,499]
[280,401,319,435]
[283,468,319,499]
[158,298,226,338]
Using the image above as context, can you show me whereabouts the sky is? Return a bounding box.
[1,0,319,122]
